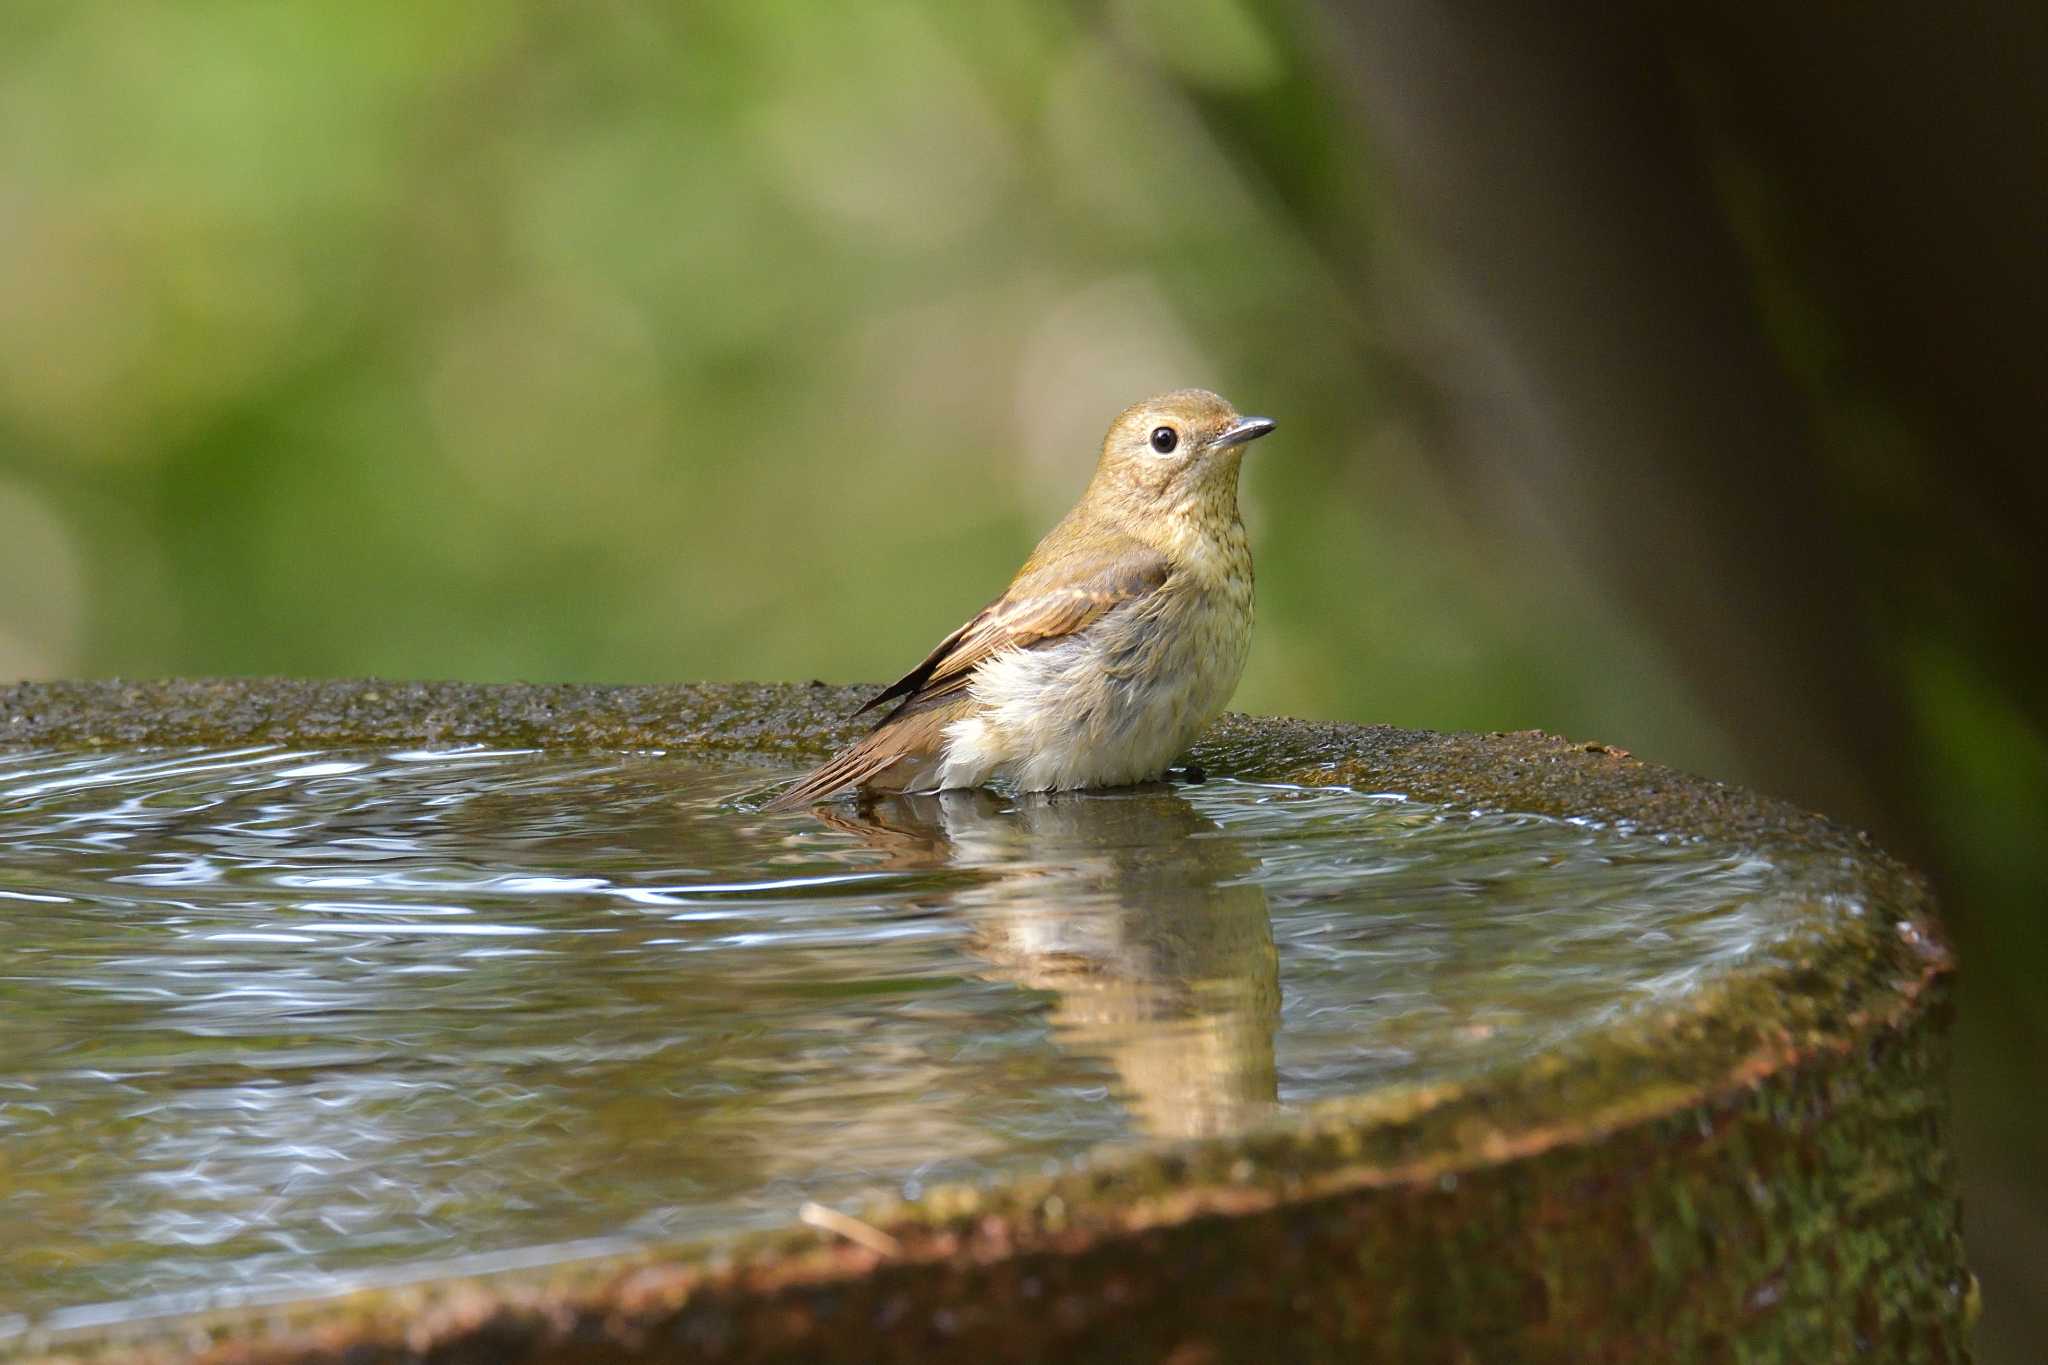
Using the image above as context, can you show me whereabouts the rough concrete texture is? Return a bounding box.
[0,679,1972,1362]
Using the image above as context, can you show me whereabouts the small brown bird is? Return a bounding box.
[767,389,1274,810]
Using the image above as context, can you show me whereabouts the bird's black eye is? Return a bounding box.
[1150,426,1179,454]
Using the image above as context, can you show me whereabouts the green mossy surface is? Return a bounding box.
[0,680,1971,1362]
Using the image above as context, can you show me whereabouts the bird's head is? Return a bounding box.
[1084,389,1275,526]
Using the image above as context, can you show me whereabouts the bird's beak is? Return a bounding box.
[1213,415,1277,449]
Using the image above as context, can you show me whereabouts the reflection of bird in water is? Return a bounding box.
[814,786,1279,1141]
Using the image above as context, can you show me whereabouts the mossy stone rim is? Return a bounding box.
[0,679,1964,1363]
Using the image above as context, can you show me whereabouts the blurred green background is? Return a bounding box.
[2,1,2041,1353]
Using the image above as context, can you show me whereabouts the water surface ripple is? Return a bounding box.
[0,746,1793,1325]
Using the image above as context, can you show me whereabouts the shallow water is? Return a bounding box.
[0,746,1792,1327]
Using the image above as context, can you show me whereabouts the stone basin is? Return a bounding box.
[0,679,1969,1362]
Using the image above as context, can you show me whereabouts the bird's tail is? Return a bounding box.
[761,709,952,812]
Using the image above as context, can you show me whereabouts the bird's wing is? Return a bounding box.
[854,540,1172,723]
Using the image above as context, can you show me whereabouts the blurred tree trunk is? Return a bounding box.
[1301,4,1918,847]
[1279,2,2048,1356]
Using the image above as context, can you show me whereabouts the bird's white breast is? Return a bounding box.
[937,565,1252,793]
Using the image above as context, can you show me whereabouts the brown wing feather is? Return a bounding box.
[767,537,1172,810]
[855,544,1171,725]
[851,607,992,718]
